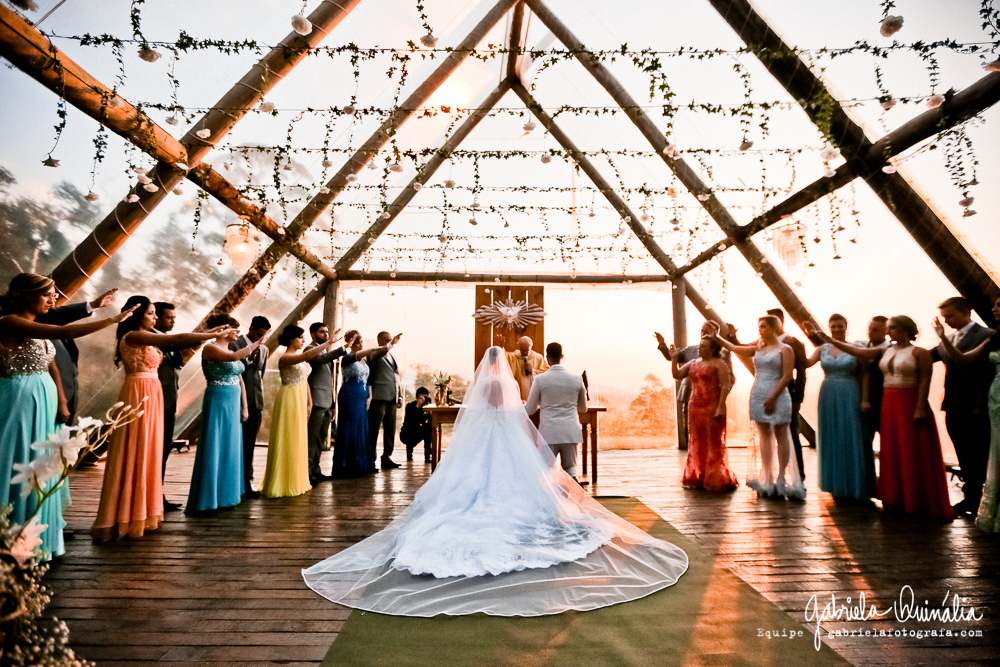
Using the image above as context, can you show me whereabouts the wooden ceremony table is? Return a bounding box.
[423,405,607,483]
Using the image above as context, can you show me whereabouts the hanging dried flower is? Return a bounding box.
[523,120,537,132]
[819,146,840,162]
[343,105,356,115]
[137,174,152,185]
[85,191,99,202]
[172,188,183,195]
[367,161,377,170]
[388,162,403,172]
[196,128,211,139]
[639,213,650,223]
[166,116,180,126]
[175,162,189,171]
[413,182,423,191]
[438,234,448,243]
[959,197,974,207]
[283,163,293,171]
[346,174,358,183]
[739,139,753,151]
[663,144,677,157]
[444,179,455,188]
[697,193,710,202]
[984,59,1000,73]
[319,186,330,194]
[880,97,897,110]
[926,94,945,109]
[127,194,140,203]
[322,159,333,168]
[540,154,552,164]
[381,212,391,220]
[291,14,313,36]
[259,101,276,113]
[108,96,125,109]
[963,209,977,217]
[143,183,159,192]
[823,166,836,178]
[879,15,904,37]
[217,258,225,266]
[138,45,162,62]
[42,156,60,167]
[469,218,477,225]
[667,188,677,198]
[135,167,148,175]
[420,34,438,48]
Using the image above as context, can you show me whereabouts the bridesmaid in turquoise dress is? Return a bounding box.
[805,314,876,500]
[933,295,1000,532]
[186,315,265,513]
[0,273,130,559]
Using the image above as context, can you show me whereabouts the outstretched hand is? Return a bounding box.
[113,303,140,322]
[667,344,679,360]
[91,288,118,310]
[931,317,946,339]
[391,332,403,346]
[653,331,666,347]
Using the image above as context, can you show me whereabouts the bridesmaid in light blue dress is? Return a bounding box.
[805,314,876,500]
[186,315,263,513]
[714,316,805,498]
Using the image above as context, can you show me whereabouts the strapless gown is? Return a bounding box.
[187,359,246,512]
[260,361,312,498]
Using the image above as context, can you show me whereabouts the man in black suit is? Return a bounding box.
[232,316,271,496]
[400,387,433,463]
[932,296,996,517]
[306,322,347,483]
[767,308,809,481]
[37,288,118,425]
[154,302,184,511]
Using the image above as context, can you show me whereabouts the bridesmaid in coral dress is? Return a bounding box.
[92,297,232,541]
[259,325,337,499]
[662,334,738,492]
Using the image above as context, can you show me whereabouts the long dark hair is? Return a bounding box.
[278,324,304,347]
[114,295,151,367]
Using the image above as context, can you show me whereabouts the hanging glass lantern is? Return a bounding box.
[224,221,259,274]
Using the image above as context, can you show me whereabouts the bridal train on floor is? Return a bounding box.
[302,347,688,617]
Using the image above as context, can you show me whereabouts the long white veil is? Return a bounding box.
[302,346,689,617]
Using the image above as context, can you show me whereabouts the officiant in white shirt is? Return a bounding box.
[525,342,588,483]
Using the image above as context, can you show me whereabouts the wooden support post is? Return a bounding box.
[323,280,340,334]
[524,0,822,335]
[704,0,999,324]
[671,278,688,451]
[505,1,525,80]
[0,1,362,299]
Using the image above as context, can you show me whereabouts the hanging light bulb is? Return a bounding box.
[224,223,260,274]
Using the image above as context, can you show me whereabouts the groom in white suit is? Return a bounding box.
[525,342,588,482]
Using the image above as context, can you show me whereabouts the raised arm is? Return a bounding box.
[0,306,136,344]
[803,322,883,360]
[204,336,265,363]
[355,333,402,362]
[280,339,335,366]
[126,327,232,350]
[932,317,993,365]
[654,331,671,362]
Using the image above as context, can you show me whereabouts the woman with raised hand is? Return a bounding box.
[92,297,234,541]
[186,313,265,514]
[710,317,805,499]
[931,296,1000,531]
[259,324,338,498]
[803,314,876,501]
[805,316,955,520]
[0,273,135,559]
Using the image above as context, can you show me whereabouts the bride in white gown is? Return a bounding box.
[302,346,688,617]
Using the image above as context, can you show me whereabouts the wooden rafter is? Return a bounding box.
[524,0,821,333]
[704,0,999,323]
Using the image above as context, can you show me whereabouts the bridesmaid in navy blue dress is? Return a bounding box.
[186,315,265,513]
[332,331,392,478]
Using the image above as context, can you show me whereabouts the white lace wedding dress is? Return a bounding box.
[302,347,688,617]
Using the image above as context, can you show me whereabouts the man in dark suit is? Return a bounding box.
[368,331,403,470]
[858,316,889,449]
[154,302,184,511]
[767,308,808,481]
[306,322,347,483]
[400,386,433,463]
[231,315,271,497]
[932,296,996,517]
[37,288,118,425]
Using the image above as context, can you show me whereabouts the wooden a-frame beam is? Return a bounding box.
[705,0,999,324]
[676,70,1000,277]
[506,1,526,81]
[339,271,671,283]
[524,0,821,334]
[196,0,519,339]
[0,0,363,300]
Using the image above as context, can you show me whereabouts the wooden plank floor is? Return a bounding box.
[47,443,999,665]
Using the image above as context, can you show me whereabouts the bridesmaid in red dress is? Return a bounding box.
[663,334,738,492]
[92,297,232,541]
[807,316,955,520]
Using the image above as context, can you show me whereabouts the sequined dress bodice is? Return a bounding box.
[203,360,245,386]
[0,338,55,377]
[119,339,163,374]
[879,345,918,388]
[280,361,309,386]
[342,355,369,385]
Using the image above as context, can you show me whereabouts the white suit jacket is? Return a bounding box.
[524,364,587,444]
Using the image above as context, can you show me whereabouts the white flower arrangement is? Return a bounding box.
[879,15,904,38]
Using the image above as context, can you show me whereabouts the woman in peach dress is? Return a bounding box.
[92,297,231,541]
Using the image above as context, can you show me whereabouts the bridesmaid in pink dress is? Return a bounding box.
[92,297,232,541]
[664,335,738,492]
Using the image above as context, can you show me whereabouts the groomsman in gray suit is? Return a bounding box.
[368,331,404,470]
[306,322,347,483]
[232,315,271,497]
[525,342,589,483]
